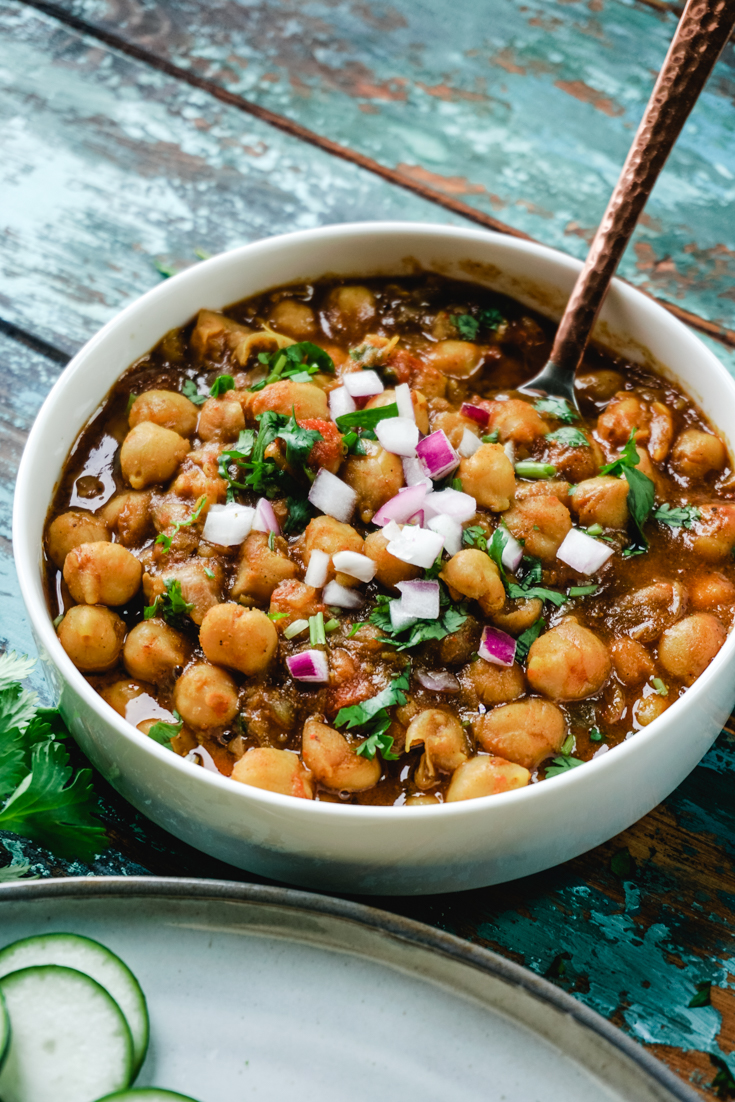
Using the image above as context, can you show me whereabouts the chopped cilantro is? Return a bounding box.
[652,677,668,697]
[568,584,598,597]
[515,460,557,479]
[335,667,410,761]
[144,578,194,628]
[268,611,289,622]
[654,503,701,529]
[182,378,207,405]
[370,591,468,652]
[209,374,235,397]
[452,314,480,340]
[688,981,712,1009]
[335,402,400,432]
[478,307,504,330]
[610,846,635,879]
[515,618,544,662]
[463,525,488,552]
[506,555,566,607]
[277,409,323,467]
[545,756,585,778]
[147,711,183,749]
[546,426,589,447]
[711,1054,735,1097]
[599,429,655,553]
[589,726,604,742]
[347,623,362,639]
[533,397,579,423]
[250,342,335,392]
[482,431,500,443]
[217,411,321,503]
[155,495,207,553]
[284,495,315,534]
[424,553,445,581]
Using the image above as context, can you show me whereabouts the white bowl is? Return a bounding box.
[14,222,735,896]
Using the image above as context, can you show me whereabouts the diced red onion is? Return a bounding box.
[426,514,462,557]
[503,441,515,464]
[479,626,517,668]
[372,483,428,527]
[460,403,490,428]
[396,580,440,620]
[304,548,330,588]
[402,457,431,487]
[322,580,365,609]
[308,468,357,524]
[416,669,460,693]
[406,510,425,527]
[287,649,330,683]
[332,550,377,582]
[375,416,419,457]
[416,430,460,480]
[424,487,477,523]
[343,370,384,398]
[389,600,418,632]
[386,525,445,569]
[501,531,524,572]
[395,383,415,421]
[556,528,614,575]
[202,503,255,546]
[329,386,356,421]
[252,497,280,535]
[458,428,482,458]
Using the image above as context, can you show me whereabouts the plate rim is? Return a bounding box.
[0,875,699,1102]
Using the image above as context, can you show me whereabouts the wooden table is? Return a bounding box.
[2,0,735,1094]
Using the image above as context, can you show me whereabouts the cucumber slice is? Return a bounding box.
[0,965,133,1102]
[0,933,148,1074]
[96,1092,201,1101]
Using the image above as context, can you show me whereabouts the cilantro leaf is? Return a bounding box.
[515,618,544,662]
[599,429,655,552]
[0,652,37,690]
[182,379,207,406]
[0,683,38,736]
[546,426,589,447]
[0,862,35,883]
[452,314,480,340]
[251,342,334,391]
[463,525,488,552]
[277,410,323,467]
[284,496,315,534]
[144,578,194,627]
[218,428,257,501]
[335,403,400,432]
[478,307,504,331]
[209,374,235,397]
[356,730,400,761]
[589,726,604,742]
[545,755,585,778]
[599,430,641,478]
[505,555,566,607]
[0,739,106,861]
[147,711,183,749]
[369,592,468,652]
[155,495,207,553]
[654,503,701,529]
[688,981,712,1008]
[335,668,410,761]
[533,397,579,423]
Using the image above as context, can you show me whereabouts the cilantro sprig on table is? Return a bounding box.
[599,428,655,555]
[250,342,334,392]
[334,667,411,761]
[0,652,107,865]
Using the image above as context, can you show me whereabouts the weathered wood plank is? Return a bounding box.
[0,2,471,355]
[38,0,735,338]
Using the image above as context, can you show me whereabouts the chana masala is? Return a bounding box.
[44,275,735,805]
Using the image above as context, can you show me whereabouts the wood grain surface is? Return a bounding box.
[2,0,735,1096]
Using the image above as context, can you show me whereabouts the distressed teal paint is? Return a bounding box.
[52,0,735,332]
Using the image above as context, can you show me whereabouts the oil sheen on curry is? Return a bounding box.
[44,275,735,806]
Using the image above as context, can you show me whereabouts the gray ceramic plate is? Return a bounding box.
[0,877,695,1102]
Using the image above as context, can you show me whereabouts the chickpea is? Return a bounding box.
[575,369,625,404]
[268,299,318,341]
[597,392,650,447]
[691,504,735,562]
[514,480,572,509]
[610,580,686,643]
[437,615,482,667]
[63,542,142,606]
[120,422,190,490]
[196,395,246,442]
[173,662,239,729]
[459,660,525,707]
[405,794,442,806]
[99,678,155,718]
[490,597,543,636]
[301,716,381,791]
[440,549,504,611]
[633,692,670,727]
[128,389,199,437]
[446,755,530,802]
[57,605,125,672]
[200,604,278,676]
[405,709,469,784]
[610,637,654,686]
[100,492,152,547]
[543,434,603,484]
[658,612,726,685]
[46,511,110,569]
[363,530,421,591]
[457,443,515,512]
[690,572,735,610]
[304,515,364,587]
[570,476,629,530]
[324,285,376,337]
[527,619,611,700]
[671,429,726,480]
[144,560,222,626]
[343,440,404,524]
[503,495,572,562]
[486,399,548,446]
[648,402,675,463]
[191,309,253,360]
[269,580,324,630]
[430,408,481,450]
[231,531,298,605]
[251,381,328,422]
[123,619,190,684]
[476,699,567,769]
[427,340,483,379]
[231,747,314,799]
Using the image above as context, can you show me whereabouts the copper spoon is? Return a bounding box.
[520,0,735,409]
